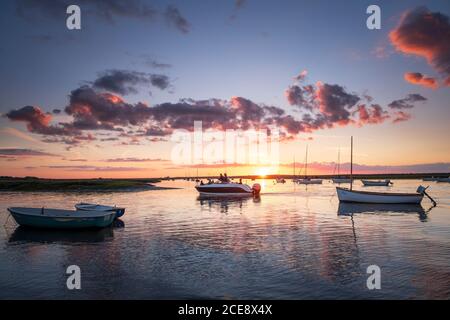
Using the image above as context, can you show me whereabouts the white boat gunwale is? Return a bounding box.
[336,187,419,197]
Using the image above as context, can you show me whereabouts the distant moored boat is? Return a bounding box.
[295,145,323,185]
[361,179,392,186]
[422,177,439,181]
[295,178,323,184]
[332,148,351,184]
[332,178,352,184]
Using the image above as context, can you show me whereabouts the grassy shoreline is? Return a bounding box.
[0,177,167,192]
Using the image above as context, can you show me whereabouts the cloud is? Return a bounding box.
[235,0,246,9]
[16,0,156,24]
[0,148,55,156]
[92,70,171,95]
[404,72,438,89]
[392,111,412,123]
[165,5,190,34]
[389,6,450,86]
[0,127,42,144]
[314,82,360,126]
[5,106,75,136]
[150,74,170,90]
[140,55,172,69]
[230,0,246,20]
[5,70,424,147]
[104,158,169,162]
[281,161,450,174]
[293,70,308,82]
[372,45,392,59]
[42,165,144,172]
[388,93,427,109]
[356,104,390,125]
[65,86,153,130]
[285,85,314,109]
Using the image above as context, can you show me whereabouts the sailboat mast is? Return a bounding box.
[293,155,295,180]
[305,146,308,179]
[337,148,340,177]
[350,136,353,190]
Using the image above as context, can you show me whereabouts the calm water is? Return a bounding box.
[0,179,449,299]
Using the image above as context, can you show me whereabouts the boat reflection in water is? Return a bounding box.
[337,203,430,222]
[197,195,261,214]
[8,219,124,244]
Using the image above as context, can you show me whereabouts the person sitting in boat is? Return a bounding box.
[224,173,230,183]
[219,173,224,182]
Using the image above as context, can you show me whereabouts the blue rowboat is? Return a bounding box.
[75,203,125,218]
[7,207,116,229]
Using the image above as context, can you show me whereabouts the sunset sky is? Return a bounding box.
[0,0,449,178]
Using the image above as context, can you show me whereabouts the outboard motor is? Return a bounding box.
[417,185,437,207]
[252,183,261,196]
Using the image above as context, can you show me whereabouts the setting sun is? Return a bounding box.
[255,166,277,177]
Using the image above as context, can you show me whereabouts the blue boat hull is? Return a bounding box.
[10,212,115,229]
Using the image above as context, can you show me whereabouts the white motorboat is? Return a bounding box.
[361,179,392,186]
[195,182,261,196]
[75,203,125,218]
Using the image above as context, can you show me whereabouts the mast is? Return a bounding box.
[305,145,308,179]
[337,148,340,177]
[350,136,353,190]
[293,155,296,180]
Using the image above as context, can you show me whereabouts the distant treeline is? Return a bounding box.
[0,177,161,192]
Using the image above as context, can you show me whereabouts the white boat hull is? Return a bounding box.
[197,192,253,197]
[336,187,423,204]
[332,178,352,184]
[361,180,392,186]
[195,183,258,196]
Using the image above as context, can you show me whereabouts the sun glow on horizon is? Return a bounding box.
[254,166,278,177]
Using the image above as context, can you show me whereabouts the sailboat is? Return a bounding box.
[336,137,436,205]
[332,148,352,184]
[295,146,323,184]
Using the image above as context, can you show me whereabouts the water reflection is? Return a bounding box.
[8,219,124,244]
[337,203,429,221]
[0,179,449,299]
[196,195,260,214]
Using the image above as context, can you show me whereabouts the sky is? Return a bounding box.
[0,0,449,178]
